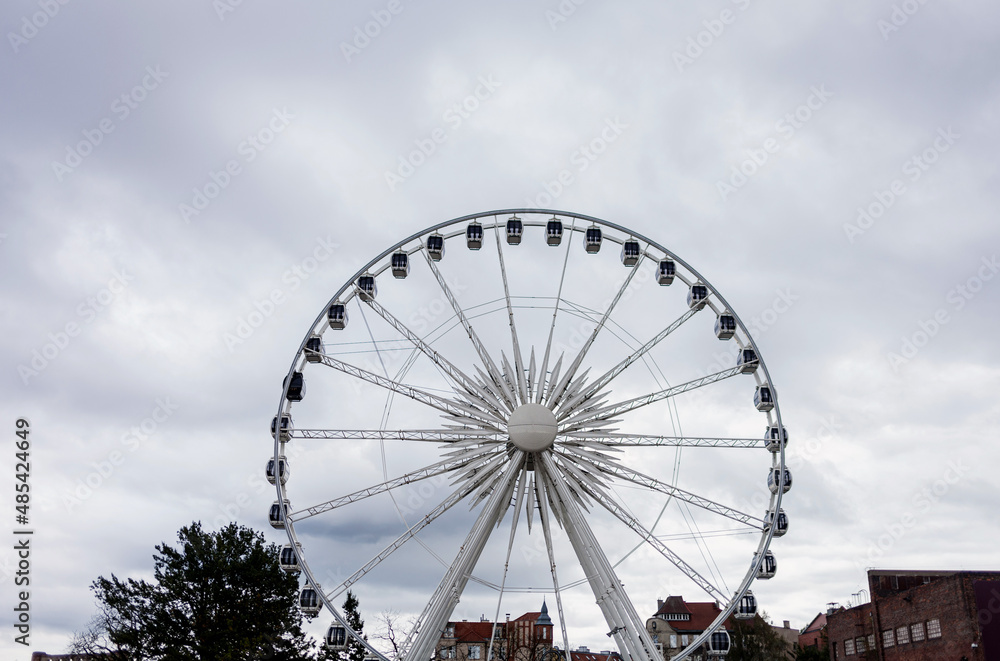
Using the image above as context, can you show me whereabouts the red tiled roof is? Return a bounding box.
[653,596,730,633]
[801,612,827,634]
[455,621,498,642]
[513,612,542,622]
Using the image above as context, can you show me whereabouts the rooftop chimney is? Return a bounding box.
[783,620,790,629]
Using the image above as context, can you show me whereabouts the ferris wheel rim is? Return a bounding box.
[271,209,788,661]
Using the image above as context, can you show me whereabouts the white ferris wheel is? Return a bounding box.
[268,210,790,661]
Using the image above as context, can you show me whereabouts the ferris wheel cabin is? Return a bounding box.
[754,551,777,579]
[507,216,523,244]
[466,222,483,250]
[271,413,293,442]
[280,543,302,573]
[765,425,788,453]
[708,629,731,656]
[735,591,757,620]
[427,233,445,261]
[768,467,792,494]
[391,251,410,279]
[584,225,602,253]
[304,335,324,362]
[284,371,305,402]
[356,274,377,301]
[753,385,774,412]
[657,259,676,285]
[715,313,736,340]
[764,508,788,537]
[325,624,348,650]
[737,347,759,374]
[299,586,321,615]
[687,283,709,310]
[546,218,563,245]
[621,239,641,266]
[268,499,291,529]
[327,303,348,330]
[266,456,289,485]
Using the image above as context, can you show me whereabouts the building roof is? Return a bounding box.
[653,596,726,633]
[800,612,827,635]
[512,611,542,623]
[454,620,498,643]
[536,600,553,627]
[569,651,621,661]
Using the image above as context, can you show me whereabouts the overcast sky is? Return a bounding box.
[2,0,1000,658]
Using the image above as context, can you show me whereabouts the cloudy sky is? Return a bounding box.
[3,0,1000,658]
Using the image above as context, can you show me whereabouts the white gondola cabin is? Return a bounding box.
[327,303,348,330]
[737,347,758,374]
[754,385,774,412]
[466,222,483,250]
[708,629,731,656]
[299,586,322,615]
[765,425,788,453]
[657,259,676,285]
[271,413,293,442]
[764,508,788,537]
[357,274,377,301]
[325,624,348,650]
[284,371,305,402]
[427,233,445,261]
[715,314,736,340]
[768,467,792,494]
[546,218,563,246]
[268,499,290,529]
[266,456,289,485]
[754,551,777,579]
[304,335,323,363]
[735,591,757,620]
[687,283,709,310]
[391,251,409,279]
[280,543,302,573]
[584,225,602,253]
[621,239,641,266]
[507,217,523,245]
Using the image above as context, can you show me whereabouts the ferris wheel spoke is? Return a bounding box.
[289,429,504,443]
[486,464,528,661]
[535,476,573,658]
[403,457,524,661]
[560,462,729,604]
[536,454,660,661]
[559,365,745,432]
[536,218,576,404]
[555,447,764,528]
[421,247,517,410]
[358,294,511,417]
[315,353,505,430]
[493,226,528,404]
[325,467,500,604]
[546,248,647,409]
[556,307,700,417]
[288,447,505,522]
[561,432,767,449]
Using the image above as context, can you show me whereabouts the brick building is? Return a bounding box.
[438,602,555,661]
[826,569,1000,660]
[799,611,828,650]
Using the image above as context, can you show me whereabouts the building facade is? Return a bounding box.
[438,602,555,661]
[645,595,732,660]
[826,569,1000,661]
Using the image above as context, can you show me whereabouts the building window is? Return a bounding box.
[832,641,838,659]
[867,633,875,650]
[669,635,677,648]
[856,637,866,653]
[652,634,658,644]
[844,639,855,655]
[445,626,455,639]
[470,646,481,659]
[896,626,909,645]
[882,629,895,647]
[911,622,925,642]
[681,635,689,646]
[927,618,942,639]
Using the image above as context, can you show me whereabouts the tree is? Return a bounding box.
[337,590,366,661]
[792,628,828,661]
[71,521,322,660]
[728,612,792,661]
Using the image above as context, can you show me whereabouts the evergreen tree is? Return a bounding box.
[728,612,792,661]
[71,521,322,660]
[342,590,367,661]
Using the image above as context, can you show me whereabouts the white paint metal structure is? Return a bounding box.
[271,210,789,661]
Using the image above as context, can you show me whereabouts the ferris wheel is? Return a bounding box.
[268,210,790,661]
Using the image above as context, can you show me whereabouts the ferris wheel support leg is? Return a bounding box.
[404,456,525,661]
[537,454,658,661]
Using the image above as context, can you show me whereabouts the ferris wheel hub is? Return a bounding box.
[507,403,558,452]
